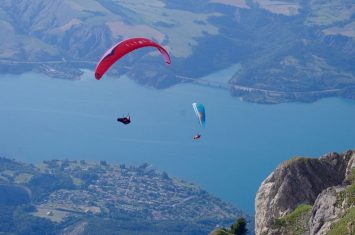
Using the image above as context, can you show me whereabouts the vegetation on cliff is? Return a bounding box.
[274,204,312,235]
[210,217,248,235]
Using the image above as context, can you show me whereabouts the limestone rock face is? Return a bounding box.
[345,155,355,182]
[255,150,354,235]
[309,150,355,235]
[309,186,344,235]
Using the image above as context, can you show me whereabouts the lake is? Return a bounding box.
[0,68,354,214]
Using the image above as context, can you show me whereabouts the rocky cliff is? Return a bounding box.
[255,150,354,235]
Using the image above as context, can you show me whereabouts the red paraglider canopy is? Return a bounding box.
[95,37,171,80]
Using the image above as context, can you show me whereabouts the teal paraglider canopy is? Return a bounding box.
[192,102,205,127]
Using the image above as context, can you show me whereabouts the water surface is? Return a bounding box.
[0,70,354,214]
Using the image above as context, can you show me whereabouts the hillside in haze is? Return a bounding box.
[0,0,354,103]
[0,157,248,235]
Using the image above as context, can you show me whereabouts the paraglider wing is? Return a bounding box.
[95,37,171,80]
[192,102,205,127]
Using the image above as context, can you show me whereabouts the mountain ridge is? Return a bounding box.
[0,0,354,103]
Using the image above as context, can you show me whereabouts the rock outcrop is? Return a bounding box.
[309,186,344,235]
[255,150,354,235]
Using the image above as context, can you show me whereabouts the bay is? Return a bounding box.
[0,69,354,214]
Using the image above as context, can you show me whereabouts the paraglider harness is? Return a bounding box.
[117,115,131,125]
[193,134,201,140]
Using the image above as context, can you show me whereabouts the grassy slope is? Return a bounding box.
[274,204,312,235]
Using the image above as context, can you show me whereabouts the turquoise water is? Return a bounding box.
[0,70,354,214]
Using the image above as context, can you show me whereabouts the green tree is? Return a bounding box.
[230,217,248,235]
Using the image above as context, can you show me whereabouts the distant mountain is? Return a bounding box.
[230,0,355,103]
[0,157,248,235]
[0,0,354,103]
[255,150,354,235]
